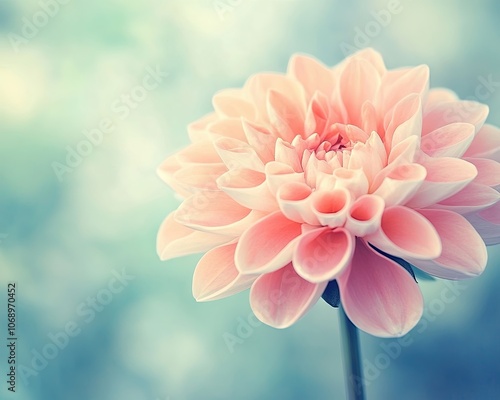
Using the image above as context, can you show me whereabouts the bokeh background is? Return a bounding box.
[1,0,499,399]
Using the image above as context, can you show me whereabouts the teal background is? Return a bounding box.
[0,0,499,399]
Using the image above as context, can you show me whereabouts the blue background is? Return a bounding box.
[0,0,499,399]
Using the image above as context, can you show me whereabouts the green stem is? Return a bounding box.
[339,306,365,400]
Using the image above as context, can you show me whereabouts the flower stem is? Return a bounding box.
[339,306,365,400]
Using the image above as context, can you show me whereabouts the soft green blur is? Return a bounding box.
[0,1,500,399]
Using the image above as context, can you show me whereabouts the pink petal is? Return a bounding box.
[348,132,387,184]
[432,183,500,214]
[466,202,500,245]
[349,48,387,76]
[384,93,422,150]
[277,182,318,225]
[275,138,302,172]
[175,141,221,164]
[345,195,385,237]
[333,168,369,198]
[173,163,227,192]
[187,113,217,142]
[465,158,500,187]
[361,100,379,134]
[265,161,306,196]
[311,188,352,228]
[175,191,264,236]
[267,89,305,142]
[421,122,475,158]
[339,59,381,126]
[193,242,257,301]
[207,118,247,142]
[157,155,192,198]
[214,137,265,171]
[406,157,478,208]
[245,73,306,121]
[242,120,276,163]
[366,206,442,260]
[250,263,327,328]
[338,239,423,338]
[235,211,302,274]
[464,124,500,162]
[157,213,233,260]
[424,88,458,111]
[422,101,489,134]
[479,201,500,224]
[217,168,278,212]
[372,163,427,207]
[293,227,354,283]
[408,210,487,279]
[387,136,419,165]
[288,54,335,99]
[304,91,333,136]
[212,89,256,120]
[379,65,429,115]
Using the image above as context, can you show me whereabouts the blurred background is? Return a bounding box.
[0,0,499,399]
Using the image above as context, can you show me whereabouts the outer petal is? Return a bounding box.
[212,89,256,120]
[421,122,475,158]
[432,183,500,214]
[288,54,335,99]
[366,206,442,260]
[207,118,247,142]
[244,73,306,121]
[193,242,257,301]
[214,137,265,172]
[187,113,217,142]
[372,163,427,207]
[406,157,477,208]
[338,239,423,338]
[293,227,354,283]
[156,213,233,260]
[250,263,327,328]
[464,124,500,162]
[174,191,264,236]
[173,163,227,192]
[379,65,429,115]
[217,168,278,212]
[464,158,500,187]
[242,120,276,163]
[424,88,458,110]
[339,59,381,126]
[408,210,487,279]
[466,202,500,245]
[422,101,489,134]
[384,93,422,150]
[235,211,302,274]
[267,89,305,142]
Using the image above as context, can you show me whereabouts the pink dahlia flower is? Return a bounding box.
[157,49,500,337]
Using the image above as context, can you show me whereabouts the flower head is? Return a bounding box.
[157,49,500,337]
